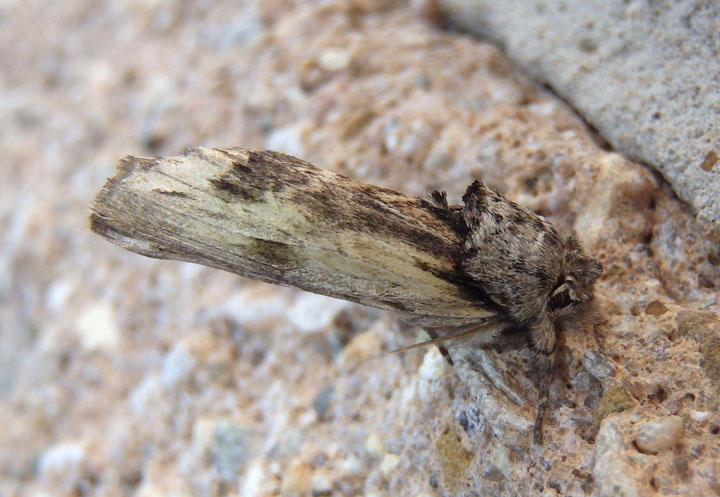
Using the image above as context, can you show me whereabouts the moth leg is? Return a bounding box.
[426,328,454,366]
[529,315,556,445]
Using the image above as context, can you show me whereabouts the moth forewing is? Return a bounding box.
[90,147,501,328]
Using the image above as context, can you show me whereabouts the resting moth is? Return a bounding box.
[90,147,602,444]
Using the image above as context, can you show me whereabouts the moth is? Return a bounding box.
[90,147,602,444]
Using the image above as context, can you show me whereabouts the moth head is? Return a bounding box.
[549,236,602,312]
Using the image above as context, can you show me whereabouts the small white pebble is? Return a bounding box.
[76,301,121,351]
[38,441,86,490]
[401,381,417,404]
[635,415,683,454]
[527,100,558,116]
[221,288,289,325]
[192,417,217,457]
[341,328,383,366]
[286,293,350,333]
[690,410,711,422]
[311,473,333,494]
[161,342,196,389]
[240,461,264,497]
[379,454,400,476]
[265,124,304,157]
[45,279,73,315]
[318,47,351,71]
[128,376,162,415]
[418,348,445,380]
[364,434,384,457]
[340,454,363,474]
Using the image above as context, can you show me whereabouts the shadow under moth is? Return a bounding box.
[90,147,602,444]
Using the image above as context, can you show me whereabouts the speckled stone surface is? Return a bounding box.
[439,0,720,231]
[1,1,719,496]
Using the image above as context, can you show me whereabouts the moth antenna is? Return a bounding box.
[387,322,499,356]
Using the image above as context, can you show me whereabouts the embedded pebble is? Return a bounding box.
[634,416,684,454]
[435,428,474,496]
[286,293,350,333]
[690,410,711,422]
[161,342,196,389]
[281,458,313,495]
[582,351,616,379]
[128,376,162,415]
[310,473,333,495]
[210,420,251,481]
[38,441,86,491]
[418,348,446,381]
[574,153,655,243]
[594,417,640,497]
[193,417,217,457]
[45,279,73,315]
[593,386,635,428]
[364,434,384,457]
[76,301,120,351]
[379,454,400,476]
[240,462,264,497]
[312,385,335,421]
[341,328,383,366]
[318,47,351,71]
[265,124,304,158]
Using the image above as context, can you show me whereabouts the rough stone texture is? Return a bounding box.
[1,1,719,496]
[439,0,720,231]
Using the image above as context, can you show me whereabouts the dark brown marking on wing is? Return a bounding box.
[152,189,189,198]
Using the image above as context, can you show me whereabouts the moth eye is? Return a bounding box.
[549,275,581,310]
[549,281,571,310]
[549,287,571,310]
